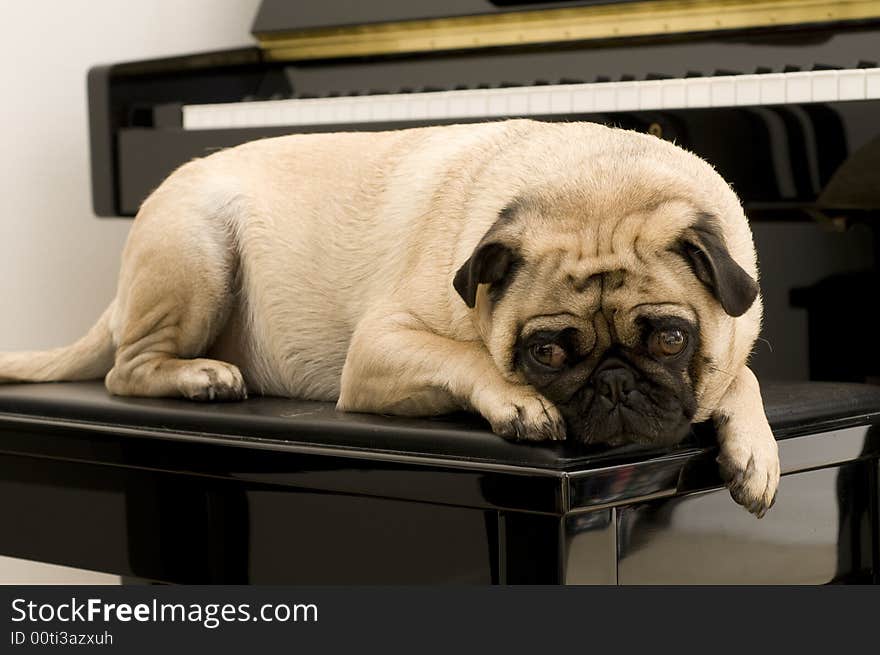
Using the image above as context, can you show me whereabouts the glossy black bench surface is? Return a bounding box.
[0,380,878,469]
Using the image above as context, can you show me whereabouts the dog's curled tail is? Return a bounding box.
[0,303,115,384]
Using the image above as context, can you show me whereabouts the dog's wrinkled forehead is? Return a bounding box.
[515,192,700,262]
[455,185,757,369]
[500,193,699,301]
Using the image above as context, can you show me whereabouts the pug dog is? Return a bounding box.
[0,119,779,515]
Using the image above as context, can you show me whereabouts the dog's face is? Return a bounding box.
[453,168,760,447]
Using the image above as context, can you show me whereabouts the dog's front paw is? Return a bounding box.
[716,418,780,518]
[177,359,248,401]
[475,386,566,442]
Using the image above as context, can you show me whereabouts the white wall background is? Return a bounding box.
[0,0,262,583]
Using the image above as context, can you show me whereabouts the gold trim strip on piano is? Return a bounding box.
[256,0,880,61]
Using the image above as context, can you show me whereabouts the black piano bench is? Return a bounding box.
[0,381,877,584]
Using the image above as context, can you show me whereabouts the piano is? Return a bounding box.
[89,0,880,222]
[1,0,878,583]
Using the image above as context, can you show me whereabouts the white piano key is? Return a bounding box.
[331,100,353,124]
[549,86,573,114]
[199,107,220,127]
[319,99,337,124]
[464,91,488,117]
[507,90,529,115]
[388,96,410,121]
[249,109,264,127]
[594,83,617,112]
[219,110,235,129]
[311,100,332,124]
[685,78,711,108]
[299,99,320,124]
[182,107,202,128]
[262,102,283,126]
[485,89,509,116]
[192,111,211,130]
[426,92,450,119]
[759,74,786,105]
[866,68,880,99]
[251,107,266,127]
[280,102,301,125]
[200,109,219,129]
[209,108,226,126]
[615,82,639,111]
[785,71,812,103]
[811,70,839,102]
[660,79,686,109]
[447,92,471,118]
[351,97,373,123]
[216,110,232,129]
[638,80,663,110]
[838,69,866,100]
[734,75,761,106]
[528,89,552,115]
[368,96,393,122]
[570,85,594,113]
[231,110,250,127]
[408,95,429,120]
[710,76,736,107]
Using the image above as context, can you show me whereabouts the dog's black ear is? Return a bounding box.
[453,240,518,308]
[454,203,525,308]
[679,215,759,317]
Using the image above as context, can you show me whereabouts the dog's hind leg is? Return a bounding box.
[104,180,247,401]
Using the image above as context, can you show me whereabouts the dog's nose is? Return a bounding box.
[595,367,635,404]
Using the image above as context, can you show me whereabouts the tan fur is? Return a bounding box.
[0,119,778,514]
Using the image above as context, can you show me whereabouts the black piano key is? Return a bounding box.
[713,69,741,76]
[419,86,444,92]
[476,83,491,89]
[783,65,801,72]
[532,79,550,85]
[858,60,878,68]
[755,67,773,74]
[499,81,520,88]
[558,77,583,85]
[684,71,703,78]
[645,73,672,80]
[620,74,636,81]
[812,64,841,70]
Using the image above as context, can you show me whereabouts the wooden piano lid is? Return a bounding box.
[0,381,878,471]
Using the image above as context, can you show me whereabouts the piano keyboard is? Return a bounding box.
[182,67,880,131]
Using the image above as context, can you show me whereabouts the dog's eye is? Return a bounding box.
[530,343,567,369]
[649,329,687,357]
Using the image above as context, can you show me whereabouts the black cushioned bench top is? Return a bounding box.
[0,381,879,470]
